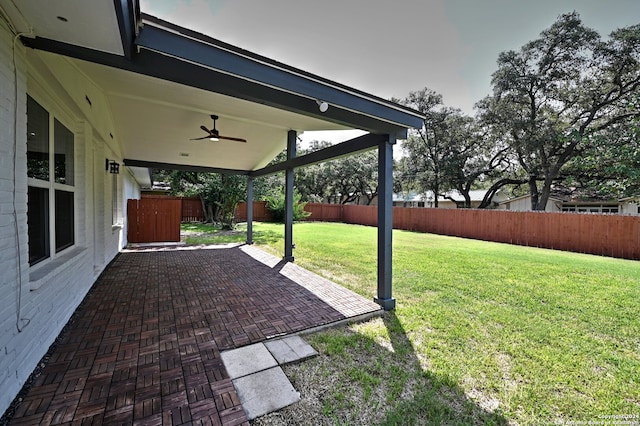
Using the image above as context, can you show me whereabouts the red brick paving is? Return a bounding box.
[7,245,380,425]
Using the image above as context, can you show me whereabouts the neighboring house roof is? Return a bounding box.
[500,188,622,205]
[394,189,505,204]
[618,195,640,202]
[498,193,564,205]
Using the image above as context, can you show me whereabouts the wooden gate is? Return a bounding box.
[127,198,181,243]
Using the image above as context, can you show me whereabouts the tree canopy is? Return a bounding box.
[477,12,640,209]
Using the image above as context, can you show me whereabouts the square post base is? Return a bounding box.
[374,297,396,311]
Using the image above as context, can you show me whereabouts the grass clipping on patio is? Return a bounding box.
[182,222,640,425]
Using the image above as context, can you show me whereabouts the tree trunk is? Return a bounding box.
[477,178,528,209]
[199,195,209,222]
[535,175,556,211]
[528,178,541,210]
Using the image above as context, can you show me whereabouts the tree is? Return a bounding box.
[295,141,335,202]
[166,171,246,229]
[401,88,509,208]
[326,150,378,205]
[478,12,640,210]
[295,141,379,204]
[442,117,512,208]
[401,88,456,207]
[563,114,640,197]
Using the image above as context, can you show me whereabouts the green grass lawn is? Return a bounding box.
[181,222,640,425]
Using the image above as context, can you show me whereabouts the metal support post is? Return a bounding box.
[246,176,254,245]
[375,134,396,310]
[284,130,296,261]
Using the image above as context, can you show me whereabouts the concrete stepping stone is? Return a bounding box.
[220,336,317,420]
[232,367,300,420]
[221,342,278,379]
[264,335,318,364]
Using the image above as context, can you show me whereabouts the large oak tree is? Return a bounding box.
[478,12,640,210]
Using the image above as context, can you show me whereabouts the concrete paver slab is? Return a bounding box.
[232,367,300,420]
[221,343,277,379]
[265,335,318,365]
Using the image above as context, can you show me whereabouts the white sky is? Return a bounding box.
[140,0,640,144]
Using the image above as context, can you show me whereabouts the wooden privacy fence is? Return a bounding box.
[181,197,204,222]
[128,197,181,243]
[235,202,640,260]
[141,195,204,222]
[235,202,344,222]
[235,201,272,222]
[388,207,640,260]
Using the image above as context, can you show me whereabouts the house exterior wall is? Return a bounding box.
[620,202,639,215]
[499,196,561,212]
[0,25,140,415]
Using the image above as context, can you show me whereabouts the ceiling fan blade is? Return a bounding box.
[200,125,212,134]
[190,136,212,140]
[219,135,247,143]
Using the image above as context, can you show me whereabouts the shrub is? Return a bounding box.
[265,191,312,222]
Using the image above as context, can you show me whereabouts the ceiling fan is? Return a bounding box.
[190,115,247,143]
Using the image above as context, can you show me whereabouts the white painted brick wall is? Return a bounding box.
[0,24,138,415]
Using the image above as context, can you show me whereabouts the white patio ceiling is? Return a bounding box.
[69,58,350,171]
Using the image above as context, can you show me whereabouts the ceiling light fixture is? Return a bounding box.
[316,99,329,113]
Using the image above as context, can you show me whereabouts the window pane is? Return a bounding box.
[54,119,74,185]
[55,190,75,252]
[112,174,118,225]
[28,186,50,265]
[27,96,50,181]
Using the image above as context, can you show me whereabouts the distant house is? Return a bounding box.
[618,196,640,215]
[392,190,508,209]
[498,193,640,214]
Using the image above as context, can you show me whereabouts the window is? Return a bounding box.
[27,95,75,266]
[111,173,119,225]
[563,204,618,214]
[27,187,49,264]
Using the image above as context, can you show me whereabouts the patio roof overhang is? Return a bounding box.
[10,0,423,179]
[7,0,423,311]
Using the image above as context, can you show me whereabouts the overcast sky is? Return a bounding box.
[140,0,639,143]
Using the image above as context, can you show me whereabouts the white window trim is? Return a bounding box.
[27,92,78,269]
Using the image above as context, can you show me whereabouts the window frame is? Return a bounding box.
[111,171,122,227]
[27,93,77,266]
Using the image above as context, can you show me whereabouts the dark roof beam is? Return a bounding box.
[250,132,389,178]
[123,159,248,175]
[113,0,140,60]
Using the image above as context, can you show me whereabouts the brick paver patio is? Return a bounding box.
[6,244,381,425]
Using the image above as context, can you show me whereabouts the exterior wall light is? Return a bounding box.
[106,159,120,174]
[316,99,329,113]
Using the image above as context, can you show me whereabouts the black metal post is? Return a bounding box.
[246,176,254,245]
[284,130,296,261]
[375,134,396,310]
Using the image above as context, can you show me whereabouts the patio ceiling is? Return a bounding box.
[8,0,423,177]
